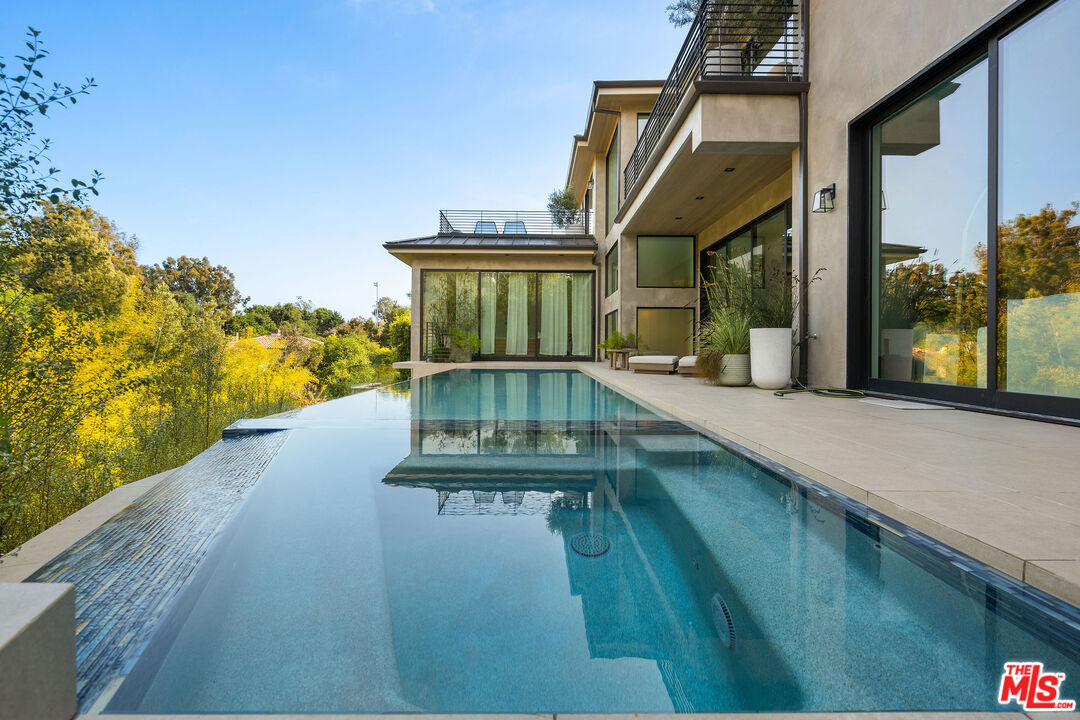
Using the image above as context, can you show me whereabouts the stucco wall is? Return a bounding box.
[805,0,1015,386]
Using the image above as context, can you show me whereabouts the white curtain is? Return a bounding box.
[538,372,567,420]
[480,371,495,418]
[505,274,529,355]
[480,274,496,355]
[539,274,568,356]
[571,274,592,356]
[505,372,528,418]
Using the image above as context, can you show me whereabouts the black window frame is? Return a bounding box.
[605,125,619,234]
[419,268,597,362]
[605,242,619,297]
[848,0,1079,423]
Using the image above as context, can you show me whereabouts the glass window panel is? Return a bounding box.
[422,271,478,360]
[605,310,619,340]
[606,242,619,296]
[479,272,535,357]
[752,206,791,290]
[637,113,649,140]
[637,308,694,356]
[570,274,593,357]
[637,236,695,287]
[997,0,1080,398]
[606,126,619,233]
[539,273,570,356]
[871,59,988,387]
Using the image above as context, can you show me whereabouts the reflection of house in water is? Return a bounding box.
[381,407,799,710]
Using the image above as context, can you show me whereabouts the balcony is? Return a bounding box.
[624,0,806,195]
[438,210,594,237]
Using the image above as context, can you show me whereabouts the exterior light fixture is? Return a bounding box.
[695,195,705,200]
[675,216,683,220]
[812,183,836,213]
[724,167,735,172]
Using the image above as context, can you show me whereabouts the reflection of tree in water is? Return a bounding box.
[545,491,589,536]
[880,204,1080,391]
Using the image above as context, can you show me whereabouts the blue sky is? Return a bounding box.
[2,1,686,318]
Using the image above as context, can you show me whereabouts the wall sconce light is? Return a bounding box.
[811,183,836,213]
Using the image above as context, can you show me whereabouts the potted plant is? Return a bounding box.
[749,267,824,390]
[699,311,752,385]
[596,330,640,356]
[449,328,481,363]
[698,254,754,385]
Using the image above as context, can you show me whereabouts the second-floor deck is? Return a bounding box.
[437,210,594,237]
[625,0,806,194]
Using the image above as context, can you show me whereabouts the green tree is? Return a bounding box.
[387,312,411,362]
[312,306,344,335]
[10,201,138,314]
[143,255,247,316]
[0,28,100,219]
[315,333,390,399]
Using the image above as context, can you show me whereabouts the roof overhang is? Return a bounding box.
[565,80,664,201]
[384,234,597,265]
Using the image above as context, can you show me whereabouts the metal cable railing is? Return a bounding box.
[438,210,593,236]
[623,0,803,194]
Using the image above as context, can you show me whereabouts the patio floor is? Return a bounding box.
[572,361,1080,608]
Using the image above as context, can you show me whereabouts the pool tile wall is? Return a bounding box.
[25,430,289,710]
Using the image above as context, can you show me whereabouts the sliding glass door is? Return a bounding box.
[424,270,594,360]
[480,272,536,356]
[859,0,1080,418]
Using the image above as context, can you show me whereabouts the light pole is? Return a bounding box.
[374,282,379,315]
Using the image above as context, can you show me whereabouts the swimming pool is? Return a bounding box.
[37,369,1080,713]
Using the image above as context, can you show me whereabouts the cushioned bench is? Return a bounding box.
[677,355,702,376]
[628,355,679,374]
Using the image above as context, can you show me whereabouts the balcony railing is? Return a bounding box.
[439,210,594,236]
[623,0,804,194]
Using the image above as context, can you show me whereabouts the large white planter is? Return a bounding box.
[716,353,750,386]
[750,328,792,390]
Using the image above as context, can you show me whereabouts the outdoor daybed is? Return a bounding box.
[677,355,702,376]
[628,355,679,374]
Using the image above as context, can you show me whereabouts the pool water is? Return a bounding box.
[99,369,1079,713]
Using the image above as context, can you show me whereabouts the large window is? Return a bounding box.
[871,59,988,388]
[701,204,791,316]
[637,307,694,356]
[422,272,478,361]
[859,0,1080,417]
[605,243,619,296]
[605,126,619,233]
[424,271,593,360]
[997,0,1080,399]
[604,310,619,341]
[637,236,695,288]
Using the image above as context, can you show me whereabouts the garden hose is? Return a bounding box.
[773,341,866,399]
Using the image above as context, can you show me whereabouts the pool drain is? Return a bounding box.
[570,533,610,557]
[711,593,736,650]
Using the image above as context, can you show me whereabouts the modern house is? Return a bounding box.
[386,0,1080,422]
